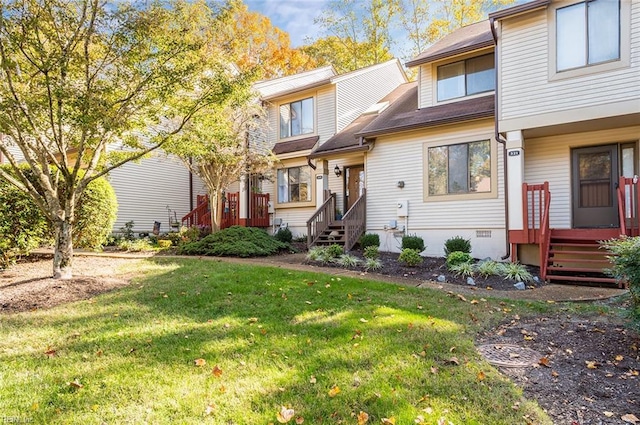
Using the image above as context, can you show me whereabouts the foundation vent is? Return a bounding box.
[476,230,492,238]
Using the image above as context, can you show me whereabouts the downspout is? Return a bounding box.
[189,157,194,211]
[490,17,511,261]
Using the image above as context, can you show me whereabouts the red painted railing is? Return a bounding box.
[617,176,640,236]
[221,192,239,229]
[182,195,211,228]
[521,182,551,279]
[250,193,270,227]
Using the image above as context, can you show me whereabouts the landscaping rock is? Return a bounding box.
[466,277,476,286]
[437,274,446,283]
[513,282,526,290]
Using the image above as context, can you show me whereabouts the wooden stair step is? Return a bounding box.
[545,274,619,284]
[548,258,611,264]
[547,265,610,273]
[549,242,601,248]
[548,249,609,256]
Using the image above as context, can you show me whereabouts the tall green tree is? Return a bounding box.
[0,0,244,279]
[310,0,400,72]
[401,0,516,58]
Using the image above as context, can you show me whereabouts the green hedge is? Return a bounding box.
[178,226,287,257]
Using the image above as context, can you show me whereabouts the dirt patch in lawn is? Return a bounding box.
[0,255,135,313]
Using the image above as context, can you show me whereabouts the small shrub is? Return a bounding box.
[602,236,640,304]
[275,227,293,244]
[501,262,533,282]
[119,221,136,241]
[73,176,118,250]
[444,236,471,256]
[179,226,202,245]
[402,234,425,252]
[364,258,383,271]
[164,232,183,246]
[293,234,307,243]
[359,233,380,249]
[117,238,155,252]
[335,254,360,268]
[178,226,287,257]
[157,240,173,249]
[306,246,327,262]
[398,248,423,267]
[476,260,504,277]
[446,251,472,269]
[363,246,379,260]
[326,244,344,259]
[450,262,475,277]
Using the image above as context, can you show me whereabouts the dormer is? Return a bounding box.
[406,21,495,109]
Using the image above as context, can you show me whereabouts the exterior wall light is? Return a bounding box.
[334,165,342,177]
[397,181,405,188]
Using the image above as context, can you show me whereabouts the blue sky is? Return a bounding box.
[244,0,330,47]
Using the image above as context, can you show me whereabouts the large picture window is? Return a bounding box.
[556,0,620,72]
[428,140,491,196]
[280,98,314,139]
[437,54,495,102]
[277,166,311,203]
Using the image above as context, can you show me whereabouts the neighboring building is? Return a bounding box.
[254,59,408,239]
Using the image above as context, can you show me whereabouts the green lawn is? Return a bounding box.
[0,258,553,424]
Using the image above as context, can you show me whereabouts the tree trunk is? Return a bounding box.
[209,191,222,233]
[53,219,73,279]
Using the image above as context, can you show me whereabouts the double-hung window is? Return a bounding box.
[427,140,492,196]
[277,166,311,203]
[437,54,495,102]
[280,98,314,139]
[556,0,620,72]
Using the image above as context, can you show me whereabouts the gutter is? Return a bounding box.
[490,17,511,261]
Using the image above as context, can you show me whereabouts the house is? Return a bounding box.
[252,60,409,242]
[489,0,639,285]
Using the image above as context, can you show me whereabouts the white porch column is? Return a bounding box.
[506,130,525,231]
[315,160,329,204]
[239,173,248,225]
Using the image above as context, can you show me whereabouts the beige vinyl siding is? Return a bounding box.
[264,101,281,148]
[524,126,640,229]
[327,154,365,215]
[499,2,640,125]
[366,119,506,258]
[418,64,433,109]
[335,61,406,132]
[108,152,192,234]
[316,86,336,145]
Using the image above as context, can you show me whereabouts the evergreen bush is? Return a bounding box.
[73,176,118,250]
[402,234,425,252]
[446,251,473,269]
[444,236,471,256]
[363,246,379,260]
[178,226,287,257]
[602,237,640,305]
[274,227,293,243]
[359,233,380,249]
[398,248,423,267]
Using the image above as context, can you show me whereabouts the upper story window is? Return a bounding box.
[437,54,495,102]
[280,97,314,139]
[556,0,620,72]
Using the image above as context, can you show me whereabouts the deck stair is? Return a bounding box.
[544,229,622,287]
[314,221,346,246]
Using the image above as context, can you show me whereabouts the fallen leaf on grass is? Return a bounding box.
[68,380,83,389]
[328,385,341,397]
[205,403,215,415]
[446,357,460,366]
[622,413,639,424]
[357,411,369,425]
[295,417,304,424]
[276,406,295,423]
[477,371,485,381]
[359,318,368,323]
[44,348,57,357]
[212,365,223,377]
[309,376,317,384]
[381,418,396,425]
[194,358,206,367]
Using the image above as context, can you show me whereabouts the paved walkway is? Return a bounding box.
[42,249,628,303]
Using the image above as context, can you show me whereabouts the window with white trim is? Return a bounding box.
[279,98,314,139]
[436,54,495,102]
[427,140,491,196]
[556,0,620,72]
[277,166,311,203]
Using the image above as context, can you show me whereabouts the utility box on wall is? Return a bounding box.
[397,200,409,217]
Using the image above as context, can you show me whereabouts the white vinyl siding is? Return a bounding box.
[418,64,434,108]
[335,61,406,132]
[498,2,640,127]
[524,126,640,229]
[316,86,336,145]
[108,152,195,234]
[365,119,506,258]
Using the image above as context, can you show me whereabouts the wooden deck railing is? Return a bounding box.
[250,193,270,227]
[221,192,240,229]
[617,176,640,236]
[307,191,335,248]
[343,189,366,251]
[521,182,551,279]
[181,195,211,228]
